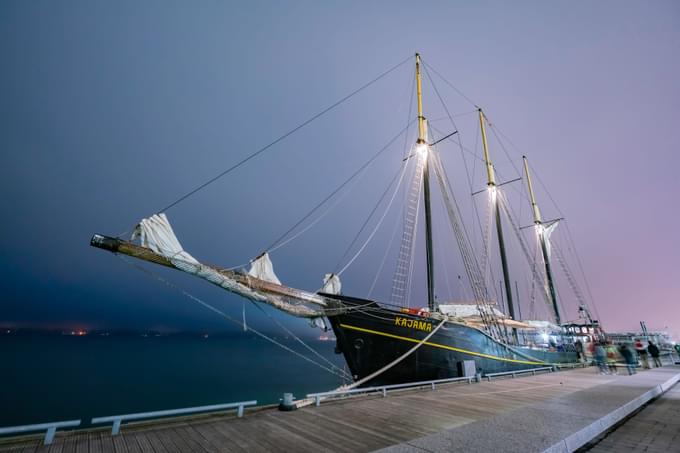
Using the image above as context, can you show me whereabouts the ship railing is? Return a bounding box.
[308,375,475,407]
[484,366,555,381]
[0,419,81,445]
[91,400,257,435]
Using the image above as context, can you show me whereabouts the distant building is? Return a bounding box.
[606,331,676,350]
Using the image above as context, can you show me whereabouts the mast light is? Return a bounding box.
[416,142,429,158]
[487,185,497,203]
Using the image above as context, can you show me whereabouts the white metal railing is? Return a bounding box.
[554,361,590,369]
[0,419,81,445]
[484,366,555,381]
[91,400,257,435]
[308,375,475,406]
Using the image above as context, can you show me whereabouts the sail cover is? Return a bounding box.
[127,213,334,318]
[248,253,281,285]
[132,213,200,269]
[542,221,559,261]
[321,273,341,295]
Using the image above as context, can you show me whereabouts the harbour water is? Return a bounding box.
[2,332,345,428]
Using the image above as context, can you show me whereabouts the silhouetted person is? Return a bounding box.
[619,344,636,375]
[647,341,662,367]
[574,340,584,362]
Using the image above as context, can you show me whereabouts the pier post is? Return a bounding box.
[112,419,121,435]
[44,427,56,445]
[278,393,296,411]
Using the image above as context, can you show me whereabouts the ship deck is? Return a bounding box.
[2,366,679,453]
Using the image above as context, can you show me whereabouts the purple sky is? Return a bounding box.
[1,1,678,337]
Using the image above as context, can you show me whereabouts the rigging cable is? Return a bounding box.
[336,154,411,276]
[386,71,417,305]
[421,64,495,308]
[265,177,356,255]
[481,124,601,320]
[334,148,410,271]
[367,203,402,298]
[525,159,602,323]
[247,300,351,379]
[117,255,348,379]
[155,55,413,215]
[264,119,415,253]
[421,60,479,109]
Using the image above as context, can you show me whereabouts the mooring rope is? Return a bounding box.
[339,317,447,390]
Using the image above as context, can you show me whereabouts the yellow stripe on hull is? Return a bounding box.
[339,323,546,366]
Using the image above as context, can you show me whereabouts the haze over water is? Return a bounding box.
[3,332,344,427]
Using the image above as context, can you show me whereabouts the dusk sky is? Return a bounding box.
[1,1,678,338]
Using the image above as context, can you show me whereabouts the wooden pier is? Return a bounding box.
[2,366,679,453]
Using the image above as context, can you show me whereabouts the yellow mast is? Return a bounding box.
[415,53,436,311]
[522,156,542,224]
[416,54,426,145]
[478,109,496,186]
[522,156,561,324]
[479,109,516,330]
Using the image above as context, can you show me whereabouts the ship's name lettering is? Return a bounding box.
[394,317,432,332]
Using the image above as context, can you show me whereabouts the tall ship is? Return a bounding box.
[91,54,600,387]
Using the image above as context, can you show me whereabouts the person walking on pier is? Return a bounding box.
[619,344,636,375]
[634,339,650,369]
[574,340,584,363]
[647,341,662,367]
[595,341,608,374]
[605,342,619,375]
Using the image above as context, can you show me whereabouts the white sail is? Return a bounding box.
[542,221,559,261]
[248,253,281,285]
[129,213,333,318]
[321,273,341,295]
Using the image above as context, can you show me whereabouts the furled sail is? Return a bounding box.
[541,221,559,261]
[248,253,281,285]
[321,273,341,295]
[91,214,344,318]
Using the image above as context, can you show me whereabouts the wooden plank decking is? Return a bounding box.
[2,367,678,453]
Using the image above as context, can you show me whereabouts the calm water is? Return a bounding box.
[2,333,346,427]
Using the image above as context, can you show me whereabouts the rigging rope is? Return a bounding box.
[118,255,349,379]
[155,55,413,214]
[336,156,411,276]
[405,185,422,309]
[264,119,415,253]
[497,191,553,311]
[334,159,409,272]
[266,177,355,255]
[421,60,479,109]
[247,300,351,379]
[390,148,423,306]
[419,63,494,318]
[367,204,402,298]
[480,123,601,322]
[431,153,506,342]
[341,318,447,390]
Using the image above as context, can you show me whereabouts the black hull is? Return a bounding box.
[325,294,578,386]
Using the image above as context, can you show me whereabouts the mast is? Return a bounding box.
[415,53,436,311]
[478,109,516,322]
[523,156,561,325]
